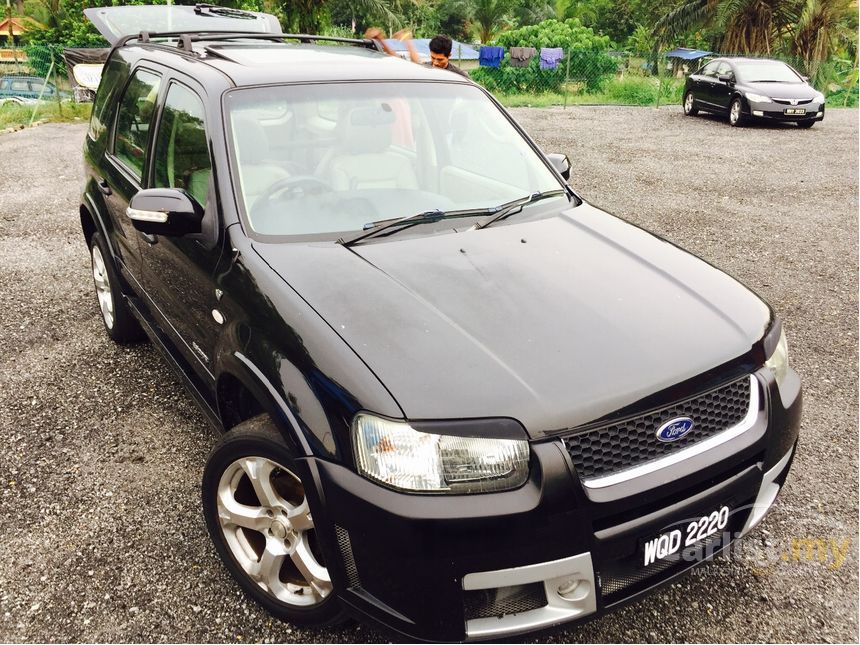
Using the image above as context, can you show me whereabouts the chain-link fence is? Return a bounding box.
[458,45,858,108]
[0,44,74,126]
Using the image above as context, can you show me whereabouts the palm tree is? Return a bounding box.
[472,0,511,43]
[787,0,857,77]
[653,0,797,54]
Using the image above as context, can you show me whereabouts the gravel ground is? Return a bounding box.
[0,107,857,643]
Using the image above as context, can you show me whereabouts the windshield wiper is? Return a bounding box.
[338,209,459,246]
[194,4,257,19]
[471,190,566,230]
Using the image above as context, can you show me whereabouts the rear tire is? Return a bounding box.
[797,120,815,129]
[683,91,699,116]
[89,231,144,343]
[202,415,348,628]
[729,97,745,127]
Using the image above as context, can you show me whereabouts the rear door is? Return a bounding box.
[697,60,721,106]
[101,65,163,285]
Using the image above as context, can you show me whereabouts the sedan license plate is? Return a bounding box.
[784,108,806,115]
[643,505,730,566]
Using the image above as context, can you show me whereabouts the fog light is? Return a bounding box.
[816,111,823,117]
[752,110,764,116]
[556,577,590,601]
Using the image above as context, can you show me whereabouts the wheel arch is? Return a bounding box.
[215,353,312,459]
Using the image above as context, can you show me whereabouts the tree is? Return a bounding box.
[652,0,797,54]
[471,0,512,43]
[788,0,856,77]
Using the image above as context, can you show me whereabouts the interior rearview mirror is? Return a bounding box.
[546,152,571,181]
[127,188,204,237]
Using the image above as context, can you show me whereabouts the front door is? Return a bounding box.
[140,78,227,383]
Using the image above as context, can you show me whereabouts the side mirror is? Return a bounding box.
[717,73,734,84]
[546,152,571,181]
[801,75,810,82]
[127,188,204,237]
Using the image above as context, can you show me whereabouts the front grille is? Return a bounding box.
[463,583,547,621]
[334,525,361,588]
[564,376,752,480]
[773,98,812,105]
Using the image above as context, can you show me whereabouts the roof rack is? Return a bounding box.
[116,30,384,55]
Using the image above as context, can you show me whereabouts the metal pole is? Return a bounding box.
[563,51,570,108]
[29,56,52,126]
[6,0,19,74]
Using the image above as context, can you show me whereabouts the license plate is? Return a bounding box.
[784,108,806,115]
[643,505,730,567]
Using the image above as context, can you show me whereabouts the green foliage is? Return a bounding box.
[470,18,616,93]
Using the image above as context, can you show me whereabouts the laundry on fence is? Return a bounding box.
[539,47,564,70]
[478,45,505,67]
[509,46,537,68]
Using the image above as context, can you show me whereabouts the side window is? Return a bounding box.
[113,68,161,179]
[10,80,29,92]
[29,80,43,92]
[701,61,719,77]
[152,82,211,207]
[716,62,734,79]
[89,58,126,141]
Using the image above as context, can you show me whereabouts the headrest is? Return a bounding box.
[232,114,269,164]
[341,104,395,154]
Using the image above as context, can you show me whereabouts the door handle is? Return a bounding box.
[96,178,112,196]
[141,232,158,245]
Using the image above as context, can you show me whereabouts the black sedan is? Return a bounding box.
[683,57,825,128]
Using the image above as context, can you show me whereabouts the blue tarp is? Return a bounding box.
[382,38,480,60]
[664,48,713,60]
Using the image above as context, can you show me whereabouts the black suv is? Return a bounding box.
[80,6,801,641]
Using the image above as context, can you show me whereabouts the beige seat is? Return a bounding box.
[326,106,418,191]
[233,115,289,211]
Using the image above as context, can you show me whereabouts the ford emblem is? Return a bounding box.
[656,417,694,442]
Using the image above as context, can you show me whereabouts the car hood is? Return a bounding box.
[252,203,771,438]
[742,81,818,100]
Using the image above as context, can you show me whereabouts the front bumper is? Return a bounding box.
[747,100,825,122]
[307,367,801,642]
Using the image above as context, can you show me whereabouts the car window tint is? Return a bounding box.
[153,82,211,207]
[113,68,161,179]
[701,61,719,77]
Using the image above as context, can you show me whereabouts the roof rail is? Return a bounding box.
[116,31,384,54]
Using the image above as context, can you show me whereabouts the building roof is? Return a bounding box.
[664,47,713,60]
[0,16,46,36]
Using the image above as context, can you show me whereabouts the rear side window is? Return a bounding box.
[152,82,211,207]
[10,80,29,92]
[89,58,127,141]
[701,61,719,77]
[113,68,161,179]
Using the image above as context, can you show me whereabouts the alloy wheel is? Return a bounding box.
[216,456,332,606]
[730,100,741,125]
[91,243,114,330]
[684,92,694,114]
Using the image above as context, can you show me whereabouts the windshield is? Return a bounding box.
[225,81,563,238]
[735,61,803,83]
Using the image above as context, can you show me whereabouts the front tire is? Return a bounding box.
[89,231,144,343]
[729,97,746,127]
[683,91,699,116]
[202,415,347,628]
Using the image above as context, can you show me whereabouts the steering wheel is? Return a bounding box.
[256,175,333,207]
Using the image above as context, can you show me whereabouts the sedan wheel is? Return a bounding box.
[91,243,114,330]
[202,415,347,627]
[683,91,699,116]
[729,98,745,127]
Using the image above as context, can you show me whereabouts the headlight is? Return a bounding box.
[814,92,825,104]
[746,92,771,103]
[351,413,530,494]
[765,327,789,389]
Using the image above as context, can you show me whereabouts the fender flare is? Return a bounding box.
[217,351,314,458]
